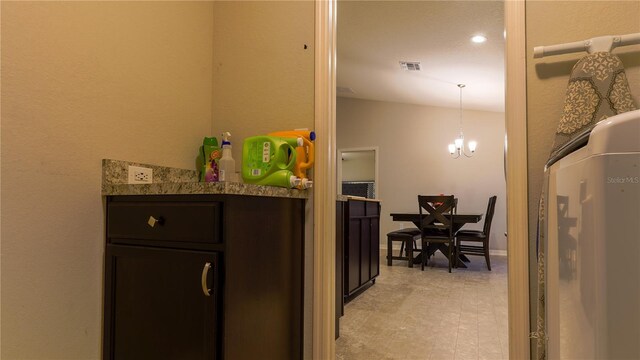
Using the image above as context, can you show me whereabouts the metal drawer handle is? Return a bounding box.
[201,262,212,297]
[147,216,164,228]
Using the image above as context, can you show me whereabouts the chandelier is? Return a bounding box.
[448,84,477,158]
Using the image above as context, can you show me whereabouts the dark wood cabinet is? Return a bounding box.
[104,246,219,360]
[335,201,345,339]
[341,199,380,299]
[104,194,304,360]
[335,198,380,338]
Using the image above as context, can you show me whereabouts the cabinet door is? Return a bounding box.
[360,218,371,286]
[347,218,361,294]
[370,216,380,279]
[335,202,344,339]
[104,245,219,360]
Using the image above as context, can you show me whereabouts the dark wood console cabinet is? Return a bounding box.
[104,194,304,360]
[335,201,344,339]
[339,199,380,300]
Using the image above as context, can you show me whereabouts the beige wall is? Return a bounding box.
[341,151,376,182]
[1,2,214,358]
[211,1,315,170]
[211,2,315,358]
[337,97,507,251]
[526,0,640,253]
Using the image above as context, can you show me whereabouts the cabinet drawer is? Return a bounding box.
[366,202,379,216]
[107,202,221,244]
[348,200,365,217]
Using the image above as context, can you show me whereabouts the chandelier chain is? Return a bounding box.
[458,84,465,136]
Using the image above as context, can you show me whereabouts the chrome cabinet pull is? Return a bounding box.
[201,262,212,297]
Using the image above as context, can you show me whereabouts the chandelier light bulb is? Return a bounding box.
[468,141,477,152]
[448,144,456,154]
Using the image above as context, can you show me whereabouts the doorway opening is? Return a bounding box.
[334,1,509,358]
[338,147,379,199]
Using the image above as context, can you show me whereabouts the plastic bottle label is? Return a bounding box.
[262,142,271,163]
[251,169,261,176]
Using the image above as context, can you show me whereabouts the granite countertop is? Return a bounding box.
[102,159,308,199]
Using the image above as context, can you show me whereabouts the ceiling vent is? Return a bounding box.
[400,61,421,71]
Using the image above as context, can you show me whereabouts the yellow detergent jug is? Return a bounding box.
[242,135,301,188]
[267,130,315,189]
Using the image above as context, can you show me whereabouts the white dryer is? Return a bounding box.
[546,109,640,359]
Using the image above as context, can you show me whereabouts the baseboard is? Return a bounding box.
[489,250,507,256]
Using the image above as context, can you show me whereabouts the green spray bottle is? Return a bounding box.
[198,137,221,182]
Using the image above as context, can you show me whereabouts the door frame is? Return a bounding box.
[312,0,530,359]
[312,0,337,359]
[504,1,530,358]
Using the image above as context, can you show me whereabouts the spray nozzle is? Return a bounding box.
[221,132,231,146]
[290,176,302,188]
[300,178,313,189]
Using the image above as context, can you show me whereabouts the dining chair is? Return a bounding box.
[418,195,456,272]
[386,228,421,268]
[455,195,497,270]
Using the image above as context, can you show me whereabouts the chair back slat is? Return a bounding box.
[482,196,498,237]
[418,195,455,234]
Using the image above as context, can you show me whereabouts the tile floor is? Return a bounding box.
[336,253,508,360]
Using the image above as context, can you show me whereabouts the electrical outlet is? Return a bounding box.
[128,165,153,184]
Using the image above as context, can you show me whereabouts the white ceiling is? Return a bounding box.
[337,1,505,113]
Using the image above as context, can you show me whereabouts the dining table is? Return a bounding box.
[389,212,483,268]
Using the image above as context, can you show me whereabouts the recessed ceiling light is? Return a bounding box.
[471,35,487,43]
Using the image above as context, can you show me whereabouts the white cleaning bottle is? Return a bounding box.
[219,132,236,182]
